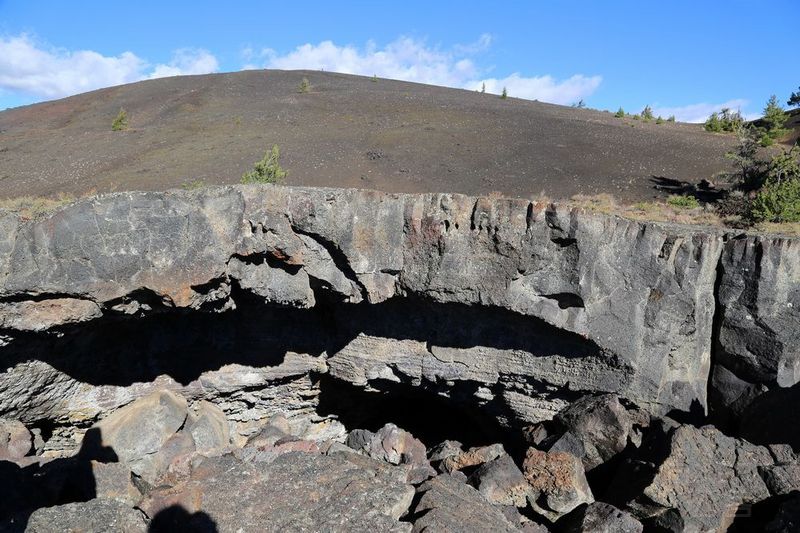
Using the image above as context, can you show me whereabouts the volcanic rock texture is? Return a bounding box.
[0,185,797,530]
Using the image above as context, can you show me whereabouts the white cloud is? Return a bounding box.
[265,37,480,88]
[473,74,603,105]
[148,48,219,79]
[0,32,598,107]
[0,34,219,100]
[258,36,602,105]
[652,99,753,123]
[0,34,146,98]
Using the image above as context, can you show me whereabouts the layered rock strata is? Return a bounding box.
[0,186,797,450]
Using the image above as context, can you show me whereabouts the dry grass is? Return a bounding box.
[0,193,77,220]
[569,193,617,214]
[754,222,800,236]
[563,193,799,235]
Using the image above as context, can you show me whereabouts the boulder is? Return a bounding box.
[411,473,520,533]
[346,424,435,482]
[759,461,800,496]
[548,394,632,471]
[557,502,642,533]
[186,401,230,453]
[427,440,463,463]
[469,454,532,508]
[93,390,189,481]
[522,448,594,522]
[140,451,415,531]
[135,430,197,485]
[25,498,147,533]
[0,418,32,461]
[236,437,321,464]
[91,461,141,505]
[620,423,775,531]
[440,443,505,473]
[246,421,291,449]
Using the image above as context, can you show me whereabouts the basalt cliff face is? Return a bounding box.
[0,185,798,530]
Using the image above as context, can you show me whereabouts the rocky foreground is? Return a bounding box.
[0,185,798,531]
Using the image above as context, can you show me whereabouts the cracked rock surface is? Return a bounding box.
[0,185,798,530]
[2,184,791,437]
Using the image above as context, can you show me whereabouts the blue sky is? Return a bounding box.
[1,0,797,121]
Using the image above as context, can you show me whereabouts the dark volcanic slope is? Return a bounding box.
[0,70,737,202]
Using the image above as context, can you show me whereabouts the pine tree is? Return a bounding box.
[704,112,722,132]
[241,145,288,184]
[787,86,800,108]
[111,108,128,131]
[764,95,787,130]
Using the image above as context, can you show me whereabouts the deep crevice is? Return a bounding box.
[228,251,303,275]
[549,237,576,248]
[541,292,585,309]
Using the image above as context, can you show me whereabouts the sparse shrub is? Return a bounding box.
[614,107,625,118]
[481,82,486,93]
[667,115,676,122]
[234,116,242,126]
[241,144,288,184]
[667,194,700,209]
[500,87,508,99]
[298,77,311,93]
[111,108,128,131]
[572,99,586,108]
[371,74,378,83]
[656,116,664,124]
[750,178,800,222]
[632,114,640,120]
[641,106,654,122]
